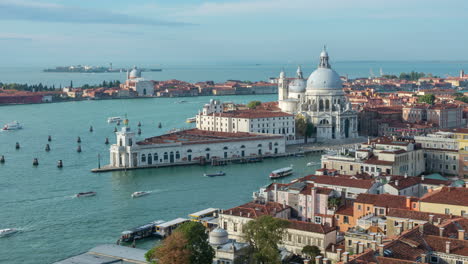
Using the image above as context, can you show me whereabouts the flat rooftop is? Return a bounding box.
[137,128,283,146]
[53,244,148,264]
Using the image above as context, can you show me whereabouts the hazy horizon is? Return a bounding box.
[0,0,467,66]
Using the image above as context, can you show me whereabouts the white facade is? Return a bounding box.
[196,99,296,141]
[278,49,358,141]
[109,126,286,168]
[122,66,154,96]
[414,132,459,175]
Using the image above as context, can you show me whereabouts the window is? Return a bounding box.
[223,221,227,230]
[456,261,463,264]
[367,206,370,211]
[358,205,362,210]
[344,216,349,224]
[141,154,146,162]
[430,256,438,263]
[314,216,322,224]
[288,234,292,241]
[233,223,237,232]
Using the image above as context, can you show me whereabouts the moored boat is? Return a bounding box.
[2,121,22,130]
[204,171,225,177]
[269,166,293,179]
[0,228,18,237]
[120,220,165,242]
[131,191,150,198]
[75,191,96,198]
[186,117,196,123]
[107,117,122,123]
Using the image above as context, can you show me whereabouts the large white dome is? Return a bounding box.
[306,67,342,90]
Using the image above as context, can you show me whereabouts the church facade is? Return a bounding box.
[278,48,358,141]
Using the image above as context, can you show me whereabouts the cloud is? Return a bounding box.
[0,0,193,26]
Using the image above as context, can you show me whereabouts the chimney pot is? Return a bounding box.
[428,215,434,224]
[315,255,323,264]
[446,241,451,254]
[378,244,385,256]
[458,230,465,240]
[420,253,427,263]
[439,227,445,237]
[342,252,349,263]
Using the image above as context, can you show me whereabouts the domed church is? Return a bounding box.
[278,48,358,141]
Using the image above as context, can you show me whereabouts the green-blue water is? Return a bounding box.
[0,95,321,263]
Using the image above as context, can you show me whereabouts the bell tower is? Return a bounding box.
[278,70,288,101]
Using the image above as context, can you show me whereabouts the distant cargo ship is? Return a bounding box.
[43,65,162,73]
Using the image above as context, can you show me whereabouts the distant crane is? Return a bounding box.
[380,68,384,77]
[369,68,375,78]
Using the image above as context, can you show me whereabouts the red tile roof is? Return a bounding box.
[222,201,290,219]
[300,175,376,189]
[287,219,336,234]
[355,193,417,209]
[386,208,453,222]
[425,235,468,256]
[420,187,468,207]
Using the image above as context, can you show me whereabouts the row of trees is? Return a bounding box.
[382,71,432,81]
[417,94,436,105]
[146,216,322,264]
[0,80,121,92]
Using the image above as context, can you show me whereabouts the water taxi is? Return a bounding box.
[75,191,96,198]
[2,121,22,130]
[131,191,150,198]
[186,117,196,123]
[307,161,320,167]
[120,220,165,242]
[107,117,122,123]
[155,218,190,238]
[269,166,293,179]
[204,171,225,177]
[0,228,18,237]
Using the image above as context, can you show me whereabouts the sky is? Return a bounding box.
[0,0,467,66]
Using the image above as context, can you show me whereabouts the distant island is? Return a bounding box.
[43,64,162,73]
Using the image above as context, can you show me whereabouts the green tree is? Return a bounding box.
[417,94,436,105]
[176,221,214,264]
[295,114,314,143]
[302,245,321,259]
[243,215,289,264]
[247,100,262,109]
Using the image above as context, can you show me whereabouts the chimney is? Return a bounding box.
[437,218,442,225]
[421,175,425,181]
[428,215,434,224]
[315,255,323,264]
[459,230,465,240]
[439,227,445,237]
[408,220,414,230]
[331,244,335,253]
[406,197,411,209]
[445,241,451,254]
[371,241,377,250]
[230,210,232,215]
[395,180,399,186]
[304,260,311,264]
[404,172,408,178]
[342,252,349,263]
[420,253,427,263]
[378,244,385,256]
[336,248,342,261]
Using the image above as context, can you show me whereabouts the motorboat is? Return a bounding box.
[186,117,196,123]
[307,161,320,167]
[269,166,293,179]
[295,152,305,157]
[0,228,18,237]
[204,171,226,177]
[75,191,96,198]
[131,191,150,198]
[178,100,187,103]
[107,117,122,123]
[2,121,22,130]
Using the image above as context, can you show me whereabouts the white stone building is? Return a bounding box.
[196,99,296,142]
[109,125,286,168]
[121,66,154,96]
[278,48,358,141]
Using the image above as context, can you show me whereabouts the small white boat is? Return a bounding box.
[2,121,22,130]
[204,171,226,177]
[75,191,96,198]
[307,161,320,167]
[0,228,18,237]
[107,117,122,123]
[270,166,293,179]
[186,117,196,123]
[131,191,150,198]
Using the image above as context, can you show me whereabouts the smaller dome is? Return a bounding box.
[209,228,229,245]
[320,50,328,58]
[129,66,141,78]
[288,78,306,93]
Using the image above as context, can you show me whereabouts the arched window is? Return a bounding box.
[325,99,330,110]
[119,139,123,146]
[269,142,272,150]
[319,99,324,111]
[148,153,152,164]
[257,144,262,148]
[141,154,146,163]
[164,152,168,160]
[205,148,210,151]
[240,145,246,149]
[128,139,133,146]
[154,153,158,162]
[223,146,228,150]
[187,149,192,153]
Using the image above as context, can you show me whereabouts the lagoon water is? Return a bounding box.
[0,95,322,263]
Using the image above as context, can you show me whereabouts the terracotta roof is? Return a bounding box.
[301,175,375,189]
[137,128,283,146]
[387,208,453,222]
[336,204,354,216]
[425,235,468,256]
[363,156,393,166]
[355,193,416,209]
[287,219,336,234]
[222,201,290,219]
[420,187,468,207]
